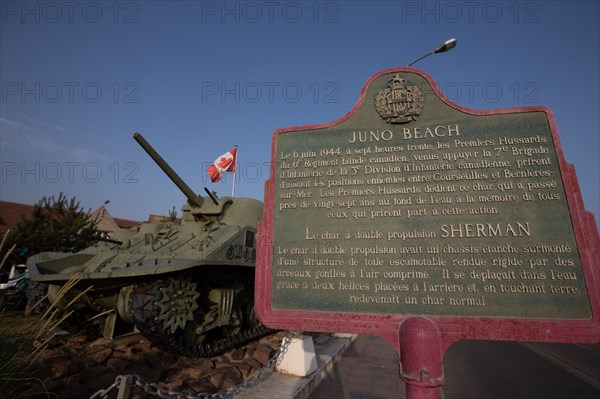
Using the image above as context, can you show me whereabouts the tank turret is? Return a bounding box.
[26,133,267,356]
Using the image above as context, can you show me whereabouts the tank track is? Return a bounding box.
[129,269,271,357]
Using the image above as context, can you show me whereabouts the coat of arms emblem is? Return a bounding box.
[375,74,425,123]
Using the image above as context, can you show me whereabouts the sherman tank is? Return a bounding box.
[26,133,268,356]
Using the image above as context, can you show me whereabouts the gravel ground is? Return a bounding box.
[14,328,288,399]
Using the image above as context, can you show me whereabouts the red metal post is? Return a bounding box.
[399,317,445,399]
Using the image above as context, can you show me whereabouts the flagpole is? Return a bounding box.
[232,145,238,197]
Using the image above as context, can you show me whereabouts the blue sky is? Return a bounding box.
[1,0,599,222]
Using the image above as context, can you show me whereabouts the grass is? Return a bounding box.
[0,316,51,399]
[0,231,94,398]
[0,276,93,398]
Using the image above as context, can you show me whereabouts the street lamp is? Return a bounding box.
[407,38,458,67]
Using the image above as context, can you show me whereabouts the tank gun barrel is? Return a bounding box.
[133,132,203,207]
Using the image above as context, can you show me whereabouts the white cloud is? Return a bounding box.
[0,115,109,162]
[0,116,34,134]
[68,146,111,162]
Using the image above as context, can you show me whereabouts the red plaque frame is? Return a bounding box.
[255,68,600,359]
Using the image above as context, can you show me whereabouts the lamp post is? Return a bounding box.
[407,38,457,66]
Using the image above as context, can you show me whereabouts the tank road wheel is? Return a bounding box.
[129,276,209,353]
[129,271,271,357]
[129,275,232,356]
[155,278,200,333]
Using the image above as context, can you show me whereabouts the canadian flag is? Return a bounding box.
[207,147,237,183]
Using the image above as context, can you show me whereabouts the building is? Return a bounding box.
[0,201,35,234]
[0,200,141,236]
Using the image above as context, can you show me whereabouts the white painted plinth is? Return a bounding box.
[333,333,353,339]
[276,335,318,377]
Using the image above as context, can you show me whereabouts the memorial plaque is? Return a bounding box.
[256,68,599,346]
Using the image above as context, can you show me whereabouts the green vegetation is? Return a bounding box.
[1,193,98,266]
[0,193,99,398]
[0,274,91,398]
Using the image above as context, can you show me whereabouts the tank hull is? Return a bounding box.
[26,197,267,355]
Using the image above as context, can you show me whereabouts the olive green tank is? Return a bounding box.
[26,133,267,356]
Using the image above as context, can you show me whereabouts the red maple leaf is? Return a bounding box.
[217,156,231,169]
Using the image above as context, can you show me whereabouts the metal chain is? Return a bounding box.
[90,330,298,399]
[89,375,129,399]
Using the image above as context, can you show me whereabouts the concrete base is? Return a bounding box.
[333,333,353,339]
[235,333,355,399]
[276,335,318,377]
